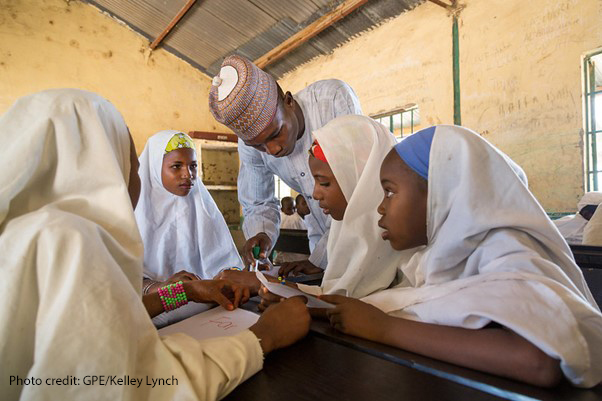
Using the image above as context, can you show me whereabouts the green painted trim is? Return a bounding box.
[452,17,461,125]
[584,57,591,191]
[587,61,598,191]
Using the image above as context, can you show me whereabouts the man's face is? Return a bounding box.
[243,94,299,158]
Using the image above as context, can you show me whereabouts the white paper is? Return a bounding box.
[297,283,323,296]
[158,306,259,341]
[255,271,334,309]
[261,265,280,277]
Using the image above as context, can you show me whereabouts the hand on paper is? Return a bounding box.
[146,270,199,293]
[242,232,271,268]
[257,283,298,312]
[214,270,262,295]
[185,280,250,311]
[278,259,323,277]
[320,295,390,342]
[250,297,310,353]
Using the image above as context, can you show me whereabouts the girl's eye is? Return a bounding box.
[171,164,181,170]
[385,190,394,198]
[318,181,330,187]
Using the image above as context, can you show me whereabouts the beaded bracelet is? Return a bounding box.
[157,281,188,312]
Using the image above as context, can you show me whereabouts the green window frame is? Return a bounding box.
[584,50,602,191]
[372,105,421,141]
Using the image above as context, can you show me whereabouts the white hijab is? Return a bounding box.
[0,89,149,399]
[556,192,602,245]
[314,115,401,298]
[362,125,602,387]
[135,130,242,281]
[0,90,261,400]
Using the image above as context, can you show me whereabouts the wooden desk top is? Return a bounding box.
[309,319,602,401]
[234,301,602,401]
[224,333,506,401]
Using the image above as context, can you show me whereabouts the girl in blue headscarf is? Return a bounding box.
[319,125,602,388]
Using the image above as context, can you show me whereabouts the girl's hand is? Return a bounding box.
[213,269,262,295]
[257,285,284,312]
[257,281,300,312]
[319,295,391,342]
[250,297,311,353]
[185,279,250,310]
[165,270,199,284]
[146,270,199,294]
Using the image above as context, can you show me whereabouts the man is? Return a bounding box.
[209,54,362,275]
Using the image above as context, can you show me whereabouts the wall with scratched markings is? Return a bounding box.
[280,0,602,211]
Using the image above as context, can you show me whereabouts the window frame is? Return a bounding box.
[584,49,602,191]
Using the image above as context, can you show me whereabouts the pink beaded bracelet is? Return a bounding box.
[158,281,188,312]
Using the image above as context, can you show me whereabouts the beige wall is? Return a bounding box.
[0,0,219,154]
[279,0,602,211]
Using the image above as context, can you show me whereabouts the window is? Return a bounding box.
[372,105,421,142]
[584,50,602,191]
[274,176,292,200]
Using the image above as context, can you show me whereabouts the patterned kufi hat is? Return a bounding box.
[208,55,278,140]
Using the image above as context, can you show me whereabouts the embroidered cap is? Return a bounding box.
[208,55,278,140]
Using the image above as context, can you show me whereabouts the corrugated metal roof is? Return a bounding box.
[85,0,424,78]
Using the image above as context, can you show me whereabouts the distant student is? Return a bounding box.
[280,196,306,230]
[276,115,400,292]
[554,192,602,244]
[0,89,310,400]
[296,194,311,220]
[583,204,602,246]
[318,125,602,388]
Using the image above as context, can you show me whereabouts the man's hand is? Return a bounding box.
[242,232,272,269]
[278,260,323,277]
[249,297,310,353]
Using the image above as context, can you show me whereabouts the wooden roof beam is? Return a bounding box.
[254,0,370,69]
[150,0,197,50]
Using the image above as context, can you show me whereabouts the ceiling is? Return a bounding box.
[85,0,425,79]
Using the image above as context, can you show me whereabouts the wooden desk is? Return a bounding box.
[570,244,602,269]
[273,229,311,255]
[230,301,602,401]
[309,319,602,401]
[224,333,505,401]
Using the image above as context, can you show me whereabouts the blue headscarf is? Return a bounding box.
[393,126,436,180]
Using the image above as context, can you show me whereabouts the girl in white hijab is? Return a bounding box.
[136,130,243,283]
[320,125,602,388]
[260,115,401,309]
[307,115,400,297]
[0,89,310,400]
